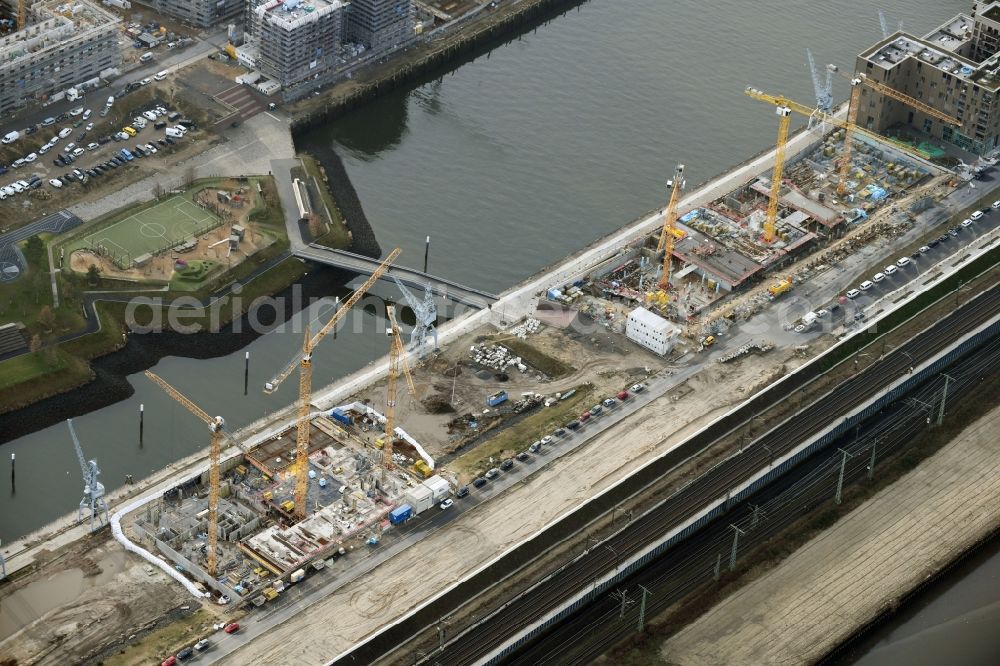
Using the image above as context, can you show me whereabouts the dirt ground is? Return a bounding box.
[67,181,270,282]
[0,533,193,665]
[658,403,1000,666]
[349,313,664,472]
[224,331,810,664]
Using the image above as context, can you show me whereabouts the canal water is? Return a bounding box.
[2,0,983,657]
[834,535,1000,666]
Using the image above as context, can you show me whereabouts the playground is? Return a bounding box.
[64,178,280,287]
[74,196,221,268]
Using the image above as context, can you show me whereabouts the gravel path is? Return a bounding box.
[660,404,1000,665]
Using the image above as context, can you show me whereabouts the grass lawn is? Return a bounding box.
[298,155,351,249]
[0,349,92,413]
[0,351,67,389]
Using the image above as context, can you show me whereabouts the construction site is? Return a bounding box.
[100,67,971,614]
[10,8,1000,660]
[554,77,955,353]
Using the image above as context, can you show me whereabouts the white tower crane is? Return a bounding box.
[392,277,438,358]
[67,419,109,532]
[806,49,833,131]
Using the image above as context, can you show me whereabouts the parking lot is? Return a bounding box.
[827,201,1000,324]
[0,97,199,204]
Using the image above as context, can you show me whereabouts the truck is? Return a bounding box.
[330,408,353,426]
[486,390,508,407]
[289,568,306,584]
[767,277,793,300]
[389,504,413,525]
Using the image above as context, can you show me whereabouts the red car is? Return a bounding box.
[161,657,177,666]
[617,390,629,401]
[224,622,240,634]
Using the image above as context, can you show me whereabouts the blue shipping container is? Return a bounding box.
[389,504,412,525]
[486,391,508,407]
[330,408,353,426]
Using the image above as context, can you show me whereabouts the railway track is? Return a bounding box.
[509,335,1000,665]
[432,282,1000,665]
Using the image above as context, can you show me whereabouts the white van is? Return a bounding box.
[106,96,115,107]
[2,130,20,144]
[859,280,874,291]
[154,70,168,81]
[165,127,184,138]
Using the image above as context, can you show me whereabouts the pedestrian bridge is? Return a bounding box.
[294,244,499,310]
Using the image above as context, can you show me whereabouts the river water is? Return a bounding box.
[2,0,986,659]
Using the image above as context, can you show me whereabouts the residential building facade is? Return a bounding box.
[855,1,1000,155]
[144,0,244,29]
[0,0,121,116]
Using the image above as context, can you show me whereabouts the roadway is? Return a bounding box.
[421,283,1000,665]
[295,244,499,309]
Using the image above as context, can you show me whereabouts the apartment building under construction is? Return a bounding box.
[0,0,121,116]
[855,0,1000,155]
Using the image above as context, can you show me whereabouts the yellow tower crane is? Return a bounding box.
[828,69,960,196]
[656,164,686,291]
[381,304,416,477]
[745,86,947,223]
[17,0,26,30]
[145,370,228,577]
[265,248,401,521]
[763,103,793,243]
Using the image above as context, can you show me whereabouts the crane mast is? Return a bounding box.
[836,77,864,196]
[764,104,792,243]
[67,419,109,532]
[265,248,401,520]
[824,68,959,196]
[657,164,686,292]
[381,305,417,479]
[144,370,226,577]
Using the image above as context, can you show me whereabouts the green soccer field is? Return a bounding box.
[78,196,221,264]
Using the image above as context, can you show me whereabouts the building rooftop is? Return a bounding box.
[0,0,119,66]
[255,0,345,30]
[922,14,974,53]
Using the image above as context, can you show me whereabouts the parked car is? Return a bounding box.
[872,272,885,283]
[472,477,487,488]
[858,280,874,291]
[41,117,56,126]
[846,288,860,299]
[883,265,897,275]
[223,623,240,634]
[439,498,454,510]
[631,383,645,393]
[455,486,470,498]
[895,256,911,268]
[58,127,72,138]
[193,638,209,652]
[971,210,984,221]
[516,451,530,461]
[485,468,501,479]
[69,106,84,116]
[82,109,92,120]
[961,218,973,228]
[176,646,193,660]
[500,459,514,470]
[23,152,36,162]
